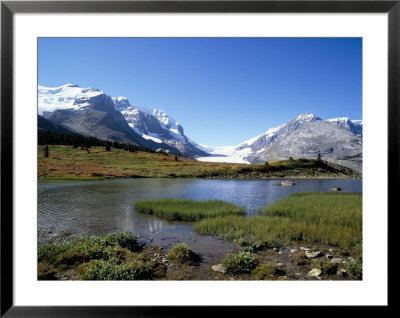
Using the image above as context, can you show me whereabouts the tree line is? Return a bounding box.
[38,129,156,154]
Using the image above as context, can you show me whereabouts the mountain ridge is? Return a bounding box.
[38,84,362,171]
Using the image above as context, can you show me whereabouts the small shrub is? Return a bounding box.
[222,251,259,275]
[235,238,267,253]
[312,260,338,275]
[292,251,311,267]
[231,165,252,174]
[345,262,362,280]
[252,264,286,280]
[167,243,199,265]
[80,258,154,280]
[104,232,141,252]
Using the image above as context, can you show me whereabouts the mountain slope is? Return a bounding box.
[196,113,362,172]
[38,115,78,135]
[112,97,208,157]
[38,85,193,155]
[39,84,207,157]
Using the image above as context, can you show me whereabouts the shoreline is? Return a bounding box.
[38,145,362,181]
[38,229,361,281]
[38,175,362,182]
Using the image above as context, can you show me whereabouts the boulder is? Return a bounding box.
[330,187,342,191]
[305,251,322,259]
[337,269,348,277]
[331,258,343,264]
[212,264,226,274]
[308,268,322,278]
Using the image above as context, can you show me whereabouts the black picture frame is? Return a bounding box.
[1,0,395,316]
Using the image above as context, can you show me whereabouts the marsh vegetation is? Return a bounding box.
[38,183,362,280]
[195,193,362,249]
[135,199,245,221]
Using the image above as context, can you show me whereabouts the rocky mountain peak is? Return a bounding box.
[293,113,322,122]
[112,96,131,112]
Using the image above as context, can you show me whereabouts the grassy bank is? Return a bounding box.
[38,145,361,179]
[38,232,164,280]
[135,199,245,221]
[194,192,362,249]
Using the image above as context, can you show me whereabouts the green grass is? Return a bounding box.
[135,199,245,222]
[194,192,362,249]
[45,176,105,181]
[38,145,362,179]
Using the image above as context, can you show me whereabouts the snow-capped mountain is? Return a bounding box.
[111,97,208,157]
[38,84,177,152]
[38,84,207,157]
[38,84,362,170]
[196,113,362,171]
[38,84,104,115]
[326,117,363,135]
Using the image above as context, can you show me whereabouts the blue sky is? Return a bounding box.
[38,38,362,147]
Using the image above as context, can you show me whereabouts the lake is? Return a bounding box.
[38,178,362,266]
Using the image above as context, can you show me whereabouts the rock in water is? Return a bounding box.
[282,181,295,186]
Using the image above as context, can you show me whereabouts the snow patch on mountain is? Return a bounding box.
[130,126,163,143]
[38,84,103,115]
[151,109,186,142]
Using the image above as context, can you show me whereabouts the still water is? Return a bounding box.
[38,178,362,264]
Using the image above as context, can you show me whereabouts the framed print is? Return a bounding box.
[1,0,396,316]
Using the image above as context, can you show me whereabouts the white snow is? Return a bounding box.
[196,145,252,164]
[295,113,320,122]
[326,117,350,124]
[131,127,162,143]
[151,109,186,142]
[38,84,103,115]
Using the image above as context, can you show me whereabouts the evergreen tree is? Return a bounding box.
[317,153,322,162]
[44,145,49,158]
